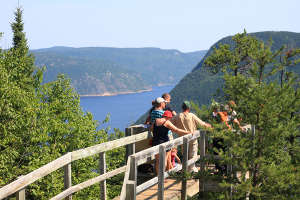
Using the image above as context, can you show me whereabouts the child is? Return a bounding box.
[171,148,181,168]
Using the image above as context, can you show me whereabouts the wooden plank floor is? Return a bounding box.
[114,176,222,200]
[136,178,199,200]
[114,165,223,200]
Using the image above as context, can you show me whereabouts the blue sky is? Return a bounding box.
[0,0,299,52]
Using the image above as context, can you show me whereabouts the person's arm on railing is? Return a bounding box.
[166,120,191,136]
[156,118,191,136]
[192,113,212,129]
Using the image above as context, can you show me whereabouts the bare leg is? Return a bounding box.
[166,151,172,171]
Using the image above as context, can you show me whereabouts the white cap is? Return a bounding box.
[156,97,166,104]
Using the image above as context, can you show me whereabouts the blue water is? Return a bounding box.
[80,85,174,132]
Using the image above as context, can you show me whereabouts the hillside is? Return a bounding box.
[136,31,300,124]
[169,31,300,111]
[32,47,207,95]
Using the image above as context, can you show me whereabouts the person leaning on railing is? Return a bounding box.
[212,100,246,175]
[170,101,212,173]
[153,110,191,174]
[144,93,176,127]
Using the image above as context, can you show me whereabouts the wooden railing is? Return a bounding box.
[0,125,219,200]
[0,125,150,200]
[120,130,209,200]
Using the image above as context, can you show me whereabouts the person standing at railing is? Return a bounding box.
[211,100,246,175]
[171,101,212,172]
[145,93,176,127]
[153,110,191,174]
[162,93,176,141]
[150,97,166,123]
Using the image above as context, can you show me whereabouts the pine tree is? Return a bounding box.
[203,32,300,199]
[11,7,28,53]
[204,30,260,76]
[10,7,39,88]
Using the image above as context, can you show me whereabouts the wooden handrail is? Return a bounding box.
[71,131,148,161]
[0,126,213,200]
[51,166,127,200]
[120,127,255,199]
[134,131,200,165]
[120,130,207,200]
[0,153,72,199]
[0,125,149,200]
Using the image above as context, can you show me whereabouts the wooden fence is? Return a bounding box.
[120,130,209,200]
[0,125,150,200]
[0,124,219,200]
[2,120,295,199]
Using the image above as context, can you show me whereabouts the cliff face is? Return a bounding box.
[33,47,207,95]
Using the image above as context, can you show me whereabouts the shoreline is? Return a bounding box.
[80,88,153,97]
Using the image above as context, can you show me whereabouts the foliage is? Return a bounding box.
[0,7,126,200]
[0,8,44,189]
[200,31,300,199]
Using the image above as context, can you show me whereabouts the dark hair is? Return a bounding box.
[152,100,156,106]
[149,100,157,114]
[162,93,170,99]
[182,101,191,111]
[182,103,189,111]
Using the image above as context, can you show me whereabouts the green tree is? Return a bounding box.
[10,7,41,87]
[1,8,125,199]
[11,7,28,52]
[0,38,41,188]
[203,32,300,199]
[204,30,263,77]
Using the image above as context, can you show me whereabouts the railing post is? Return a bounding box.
[126,155,137,200]
[16,176,25,200]
[125,127,135,163]
[158,145,166,200]
[16,188,25,200]
[126,181,135,200]
[64,163,72,200]
[199,131,206,199]
[147,129,153,163]
[181,137,189,200]
[99,152,107,200]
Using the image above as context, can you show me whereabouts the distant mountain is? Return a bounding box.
[32,47,207,95]
[136,31,300,124]
[169,31,300,111]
